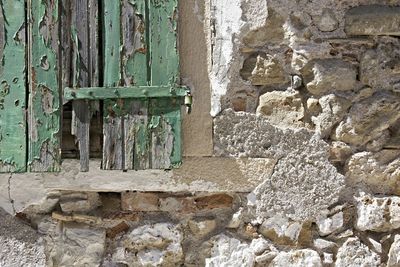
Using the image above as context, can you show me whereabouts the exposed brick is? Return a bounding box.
[194,194,234,210]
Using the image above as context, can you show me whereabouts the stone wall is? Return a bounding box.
[1,0,400,266]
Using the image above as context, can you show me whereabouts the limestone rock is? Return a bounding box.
[355,192,400,232]
[248,54,288,86]
[313,239,336,252]
[270,249,322,267]
[205,235,276,267]
[121,192,159,212]
[346,150,400,195]
[59,192,101,214]
[345,5,400,36]
[113,223,183,267]
[335,237,380,267]
[316,9,339,32]
[316,211,344,236]
[259,214,311,246]
[46,225,106,267]
[329,141,352,163]
[333,92,400,147]
[214,110,345,222]
[388,235,400,267]
[188,219,217,237]
[360,38,400,90]
[311,94,351,138]
[256,90,305,128]
[305,59,357,95]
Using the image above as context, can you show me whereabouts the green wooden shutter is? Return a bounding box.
[0,0,27,172]
[64,0,188,171]
[0,0,186,173]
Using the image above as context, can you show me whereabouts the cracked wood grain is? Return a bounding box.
[28,0,61,172]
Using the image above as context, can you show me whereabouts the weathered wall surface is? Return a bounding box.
[1,0,400,266]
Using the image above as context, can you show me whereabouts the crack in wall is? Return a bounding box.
[7,173,15,214]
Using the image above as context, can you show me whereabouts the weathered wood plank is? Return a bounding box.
[0,0,26,172]
[148,0,179,86]
[148,0,181,168]
[64,86,188,100]
[71,0,91,172]
[102,0,123,170]
[121,0,150,170]
[28,0,61,172]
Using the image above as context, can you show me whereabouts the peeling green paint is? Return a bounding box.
[28,0,61,172]
[0,0,26,173]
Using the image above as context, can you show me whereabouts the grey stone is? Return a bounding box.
[388,235,400,267]
[335,237,380,267]
[313,238,336,252]
[305,59,357,95]
[256,90,305,129]
[345,5,400,36]
[0,208,46,267]
[360,38,400,91]
[270,249,322,267]
[46,224,106,267]
[355,192,400,232]
[312,94,351,138]
[316,211,344,236]
[333,92,400,147]
[214,110,345,222]
[316,9,339,32]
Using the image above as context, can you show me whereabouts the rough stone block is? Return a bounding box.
[194,194,233,210]
[256,90,305,129]
[356,192,400,232]
[304,59,357,95]
[345,5,400,36]
[388,235,400,267]
[316,212,344,236]
[121,192,159,212]
[188,219,216,237]
[59,192,101,213]
[335,237,380,267]
[270,249,322,267]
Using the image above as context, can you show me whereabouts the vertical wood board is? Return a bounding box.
[0,0,27,172]
[28,0,61,172]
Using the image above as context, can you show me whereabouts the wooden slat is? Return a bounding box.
[64,86,188,100]
[148,0,181,168]
[0,0,26,172]
[28,0,61,172]
[70,0,93,172]
[121,0,149,170]
[102,0,123,170]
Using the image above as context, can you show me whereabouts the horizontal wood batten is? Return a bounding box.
[64,86,189,101]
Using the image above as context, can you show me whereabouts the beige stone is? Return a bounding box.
[59,192,100,214]
[329,141,352,163]
[335,237,380,267]
[333,92,400,147]
[121,192,159,212]
[248,54,288,86]
[305,59,357,95]
[188,219,217,237]
[256,90,305,128]
[345,5,400,36]
[346,150,400,195]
